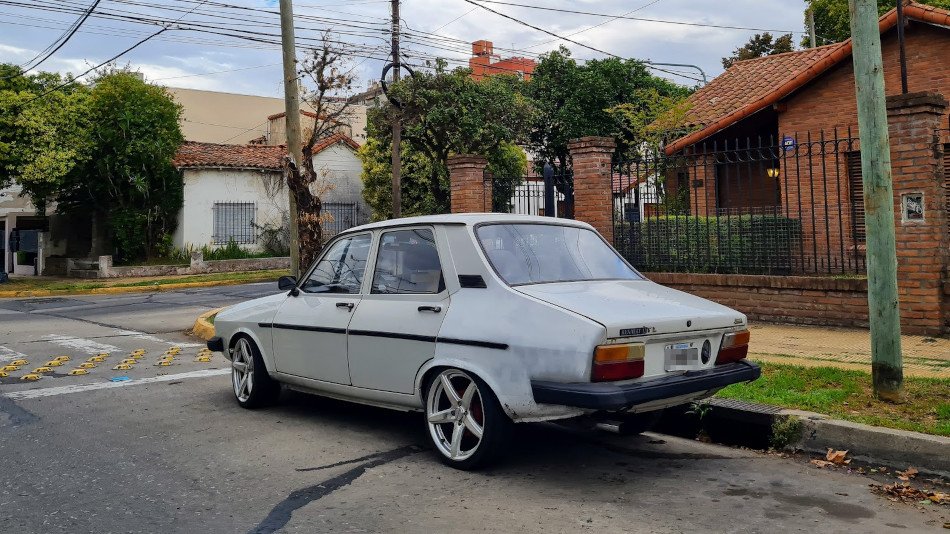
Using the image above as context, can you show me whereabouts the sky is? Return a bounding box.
[1,0,811,98]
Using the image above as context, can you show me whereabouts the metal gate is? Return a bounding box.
[494,164,574,218]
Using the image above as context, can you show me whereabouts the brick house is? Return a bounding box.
[469,40,536,81]
[661,2,950,273]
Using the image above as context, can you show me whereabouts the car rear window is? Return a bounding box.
[476,223,641,286]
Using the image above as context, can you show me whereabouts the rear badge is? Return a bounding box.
[619,326,655,337]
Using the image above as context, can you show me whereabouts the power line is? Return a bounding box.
[6,0,101,78]
[478,0,809,34]
[524,0,663,50]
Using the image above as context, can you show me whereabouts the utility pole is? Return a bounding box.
[896,0,909,94]
[390,0,402,218]
[279,0,303,277]
[807,8,817,48]
[849,0,903,400]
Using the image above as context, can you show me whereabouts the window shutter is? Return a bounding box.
[846,151,866,243]
[212,203,256,245]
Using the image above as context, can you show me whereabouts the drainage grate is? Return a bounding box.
[709,397,784,415]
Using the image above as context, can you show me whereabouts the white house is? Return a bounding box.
[172,133,369,252]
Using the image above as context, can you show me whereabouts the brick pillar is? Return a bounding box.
[886,92,949,335]
[448,155,490,214]
[568,136,616,243]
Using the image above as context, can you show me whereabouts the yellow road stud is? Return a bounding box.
[131,348,145,353]
[68,369,89,375]
[20,374,42,381]
[113,363,133,370]
[10,359,28,366]
[78,362,96,369]
[154,360,172,367]
[1,365,20,372]
[0,371,8,378]
[195,356,212,363]
[96,352,110,358]
[33,366,53,373]
[88,356,106,363]
[53,356,71,362]
[45,360,64,367]
[120,358,137,365]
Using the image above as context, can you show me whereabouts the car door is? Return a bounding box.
[346,227,449,394]
[271,232,372,384]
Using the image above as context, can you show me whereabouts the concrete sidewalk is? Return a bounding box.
[748,323,949,378]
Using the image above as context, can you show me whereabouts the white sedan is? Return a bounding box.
[208,214,759,469]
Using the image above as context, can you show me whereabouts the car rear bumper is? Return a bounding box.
[530,361,761,411]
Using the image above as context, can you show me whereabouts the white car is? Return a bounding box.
[208,214,759,469]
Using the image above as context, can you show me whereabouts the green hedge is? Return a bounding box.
[615,214,802,274]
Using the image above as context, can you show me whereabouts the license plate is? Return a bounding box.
[665,342,700,371]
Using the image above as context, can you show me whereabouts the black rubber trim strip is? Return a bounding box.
[268,323,348,335]
[348,329,436,343]
[437,337,509,350]
[530,361,761,410]
[206,336,224,352]
[260,324,508,350]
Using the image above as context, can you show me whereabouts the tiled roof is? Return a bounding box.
[173,133,361,170]
[679,44,845,130]
[665,1,950,154]
[173,142,285,170]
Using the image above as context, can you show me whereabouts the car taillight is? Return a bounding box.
[591,343,645,382]
[716,329,750,365]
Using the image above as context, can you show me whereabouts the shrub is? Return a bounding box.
[616,214,801,274]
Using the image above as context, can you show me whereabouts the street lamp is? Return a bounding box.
[766,167,781,179]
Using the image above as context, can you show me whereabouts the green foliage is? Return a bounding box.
[0,66,185,262]
[525,47,691,170]
[487,142,527,212]
[804,0,950,44]
[722,33,795,69]
[360,63,532,218]
[769,415,803,449]
[0,67,92,200]
[616,214,802,274]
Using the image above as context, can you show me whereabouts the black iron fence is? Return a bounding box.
[494,167,574,218]
[613,130,867,275]
[323,202,368,237]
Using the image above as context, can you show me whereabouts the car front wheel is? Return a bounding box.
[231,336,280,409]
[424,368,511,470]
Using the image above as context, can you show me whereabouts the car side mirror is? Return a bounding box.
[278,275,298,292]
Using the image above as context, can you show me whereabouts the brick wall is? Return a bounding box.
[646,272,870,329]
[568,136,616,243]
[447,155,490,213]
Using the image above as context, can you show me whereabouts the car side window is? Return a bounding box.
[371,228,445,294]
[301,233,371,294]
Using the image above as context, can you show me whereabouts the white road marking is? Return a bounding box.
[113,329,203,348]
[0,345,30,363]
[42,334,122,355]
[3,368,230,400]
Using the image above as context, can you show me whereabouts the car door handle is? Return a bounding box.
[336,302,355,311]
[418,305,442,313]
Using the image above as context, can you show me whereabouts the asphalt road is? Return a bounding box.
[0,283,946,533]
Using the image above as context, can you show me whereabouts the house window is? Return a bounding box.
[846,151,866,243]
[212,202,256,245]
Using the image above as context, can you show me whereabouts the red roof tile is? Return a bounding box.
[665,1,950,154]
[173,142,285,170]
[174,134,361,170]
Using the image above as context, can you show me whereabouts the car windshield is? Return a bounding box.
[476,223,641,286]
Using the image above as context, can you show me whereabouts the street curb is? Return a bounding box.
[0,277,274,299]
[190,307,224,341]
[703,398,950,477]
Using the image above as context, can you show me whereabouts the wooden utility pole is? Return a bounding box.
[848,0,903,400]
[390,0,402,218]
[807,8,817,48]
[279,0,303,277]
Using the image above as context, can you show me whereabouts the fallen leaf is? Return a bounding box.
[826,448,851,465]
[896,467,918,481]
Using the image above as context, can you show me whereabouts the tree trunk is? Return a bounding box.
[286,157,323,272]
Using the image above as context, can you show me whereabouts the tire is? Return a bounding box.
[616,409,663,436]
[230,336,281,409]
[424,368,512,470]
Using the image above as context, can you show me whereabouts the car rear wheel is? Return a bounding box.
[231,337,280,409]
[424,368,511,470]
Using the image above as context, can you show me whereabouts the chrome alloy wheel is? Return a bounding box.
[426,369,485,462]
[231,338,254,403]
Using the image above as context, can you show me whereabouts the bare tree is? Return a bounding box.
[285,32,358,270]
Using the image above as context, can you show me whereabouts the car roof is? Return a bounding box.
[341,213,595,234]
